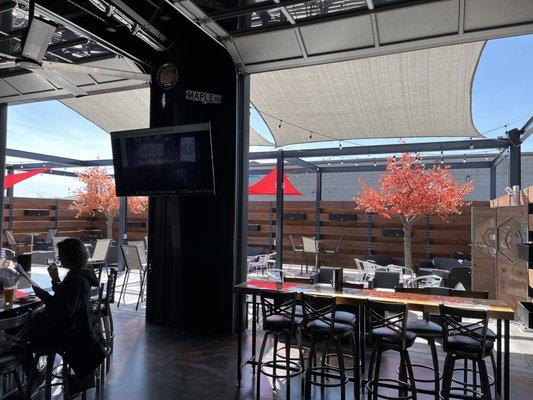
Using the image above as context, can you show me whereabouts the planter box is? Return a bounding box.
[517,301,533,329]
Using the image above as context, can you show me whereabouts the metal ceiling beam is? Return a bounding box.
[250,160,492,175]
[8,158,114,169]
[286,157,319,172]
[520,115,533,142]
[6,149,84,166]
[249,138,511,160]
[44,169,79,178]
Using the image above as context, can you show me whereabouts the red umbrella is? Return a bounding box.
[248,167,302,196]
[4,168,49,189]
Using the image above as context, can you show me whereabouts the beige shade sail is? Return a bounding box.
[251,42,484,147]
[250,127,274,146]
[61,87,150,133]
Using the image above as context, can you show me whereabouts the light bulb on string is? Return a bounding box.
[373,158,377,167]
[463,154,467,163]
[309,131,313,140]
[339,141,342,150]
[278,120,282,129]
[355,158,359,167]
[484,151,488,161]
[469,138,474,150]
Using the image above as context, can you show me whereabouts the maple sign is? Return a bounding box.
[71,167,148,239]
[355,153,473,269]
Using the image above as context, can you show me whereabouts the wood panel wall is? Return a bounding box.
[1,197,148,248]
[249,201,487,269]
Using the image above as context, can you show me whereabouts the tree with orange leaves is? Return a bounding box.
[71,167,148,239]
[354,153,473,269]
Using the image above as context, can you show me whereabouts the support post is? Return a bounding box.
[6,168,13,198]
[275,151,284,270]
[118,197,127,270]
[0,105,7,256]
[315,169,322,239]
[490,166,497,200]
[508,128,521,189]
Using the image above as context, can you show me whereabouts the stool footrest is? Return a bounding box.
[259,360,303,379]
[365,378,416,400]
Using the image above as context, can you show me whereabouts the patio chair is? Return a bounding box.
[52,237,69,260]
[301,236,319,274]
[288,235,305,274]
[89,239,112,282]
[323,236,343,265]
[33,228,58,251]
[408,274,443,288]
[4,230,22,255]
[128,240,147,266]
[248,254,271,275]
[372,270,400,289]
[117,244,147,311]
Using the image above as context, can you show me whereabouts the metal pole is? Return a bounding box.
[490,166,497,200]
[0,105,7,257]
[6,168,13,198]
[118,197,128,270]
[315,169,322,238]
[508,129,521,189]
[275,151,284,270]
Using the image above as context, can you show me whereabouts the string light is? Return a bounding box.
[339,141,342,150]
[484,151,488,161]
[355,158,359,167]
[309,131,313,140]
[278,120,282,129]
[373,158,377,167]
[440,148,444,164]
[469,138,474,150]
[463,154,467,163]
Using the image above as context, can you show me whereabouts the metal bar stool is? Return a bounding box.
[301,293,358,400]
[396,287,445,400]
[365,300,418,400]
[439,304,494,400]
[256,290,304,400]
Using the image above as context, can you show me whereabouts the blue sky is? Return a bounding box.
[7,34,533,198]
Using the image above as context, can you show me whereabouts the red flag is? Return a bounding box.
[248,168,301,196]
[5,168,49,189]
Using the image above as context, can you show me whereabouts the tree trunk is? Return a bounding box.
[106,218,114,239]
[403,221,413,270]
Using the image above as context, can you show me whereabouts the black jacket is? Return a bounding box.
[31,268,106,379]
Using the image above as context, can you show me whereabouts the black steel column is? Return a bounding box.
[315,169,322,238]
[0,105,7,256]
[6,168,13,198]
[234,73,250,334]
[276,151,284,269]
[490,166,497,200]
[118,197,127,270]
[508,128,521,189]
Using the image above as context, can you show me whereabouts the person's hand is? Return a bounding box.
[32,286,49,299]
[48,265,59,281]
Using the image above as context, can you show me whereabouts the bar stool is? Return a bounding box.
[366,300,417,400]
[440,304,494,400]
[396,287,443,400]
[256,290,304,400]
[301,293,358,400]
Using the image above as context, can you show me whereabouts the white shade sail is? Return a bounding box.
[251,42,484,147]
[61,87,150,133]
[250,127,274,146]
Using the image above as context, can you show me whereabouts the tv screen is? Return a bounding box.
[110,123,215,196]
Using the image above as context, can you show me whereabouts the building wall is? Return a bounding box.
[249,152,533,202]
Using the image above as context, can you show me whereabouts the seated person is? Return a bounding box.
[30,238,106,384]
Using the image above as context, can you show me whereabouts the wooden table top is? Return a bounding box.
[234,280,515,320]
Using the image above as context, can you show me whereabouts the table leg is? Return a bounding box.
[497,319,501,398]
[354,306,361,400]
[236,294,243,388]
[504,319,510,400]
[252,295,257,374]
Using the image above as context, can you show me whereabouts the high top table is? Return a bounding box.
[234,280,515,400]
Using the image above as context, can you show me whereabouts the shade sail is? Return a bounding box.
[5,168,49,189]
[250,127,274,146]
[61,88,150,133]
[249,168,301,196]
[251,42,484,147]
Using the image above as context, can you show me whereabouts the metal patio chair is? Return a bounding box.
[117,244,147,311]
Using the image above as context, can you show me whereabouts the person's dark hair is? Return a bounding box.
[57,238,89,270]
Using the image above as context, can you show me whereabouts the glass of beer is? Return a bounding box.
[4,286,15,305]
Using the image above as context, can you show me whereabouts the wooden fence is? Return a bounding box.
[1,197,148,249]
[1,197,484,269]
[248,201,488,268]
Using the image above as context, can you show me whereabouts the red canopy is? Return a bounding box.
[248,167,302,196]
[5,168,49,189]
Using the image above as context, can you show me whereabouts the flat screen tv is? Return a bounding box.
[111,123,215,196]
